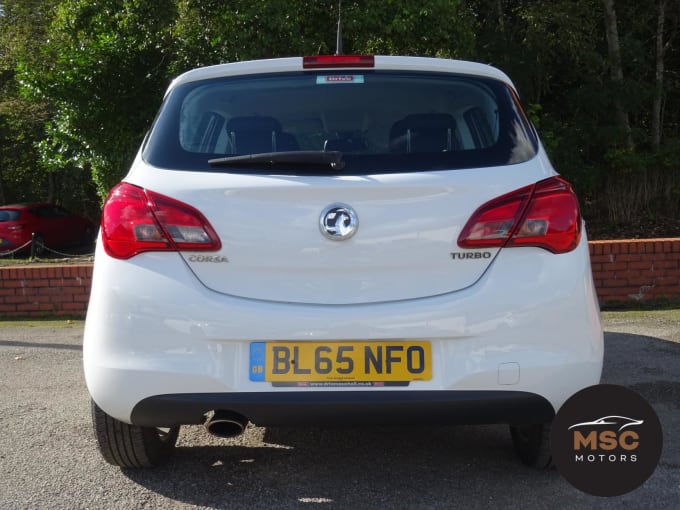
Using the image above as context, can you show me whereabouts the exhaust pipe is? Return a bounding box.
[204,410,248,438]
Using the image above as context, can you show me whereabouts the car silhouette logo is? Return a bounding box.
[319,204,358,240]
[568,415,644,432]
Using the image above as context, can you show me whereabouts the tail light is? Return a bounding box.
[458,177,581,254]
[102,183,221,259]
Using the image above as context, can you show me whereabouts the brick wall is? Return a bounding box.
[0,264,92,317]
[0,240,679,318]
[589,239,680,304]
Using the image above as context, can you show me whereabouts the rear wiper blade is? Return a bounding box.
[208,150,344,170]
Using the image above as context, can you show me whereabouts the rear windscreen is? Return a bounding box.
[143,71,538,174]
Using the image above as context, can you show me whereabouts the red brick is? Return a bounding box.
[17,303,42,312]
[52,293,74,302]
[4,295,31,304]
[6,268,19,279]
[80,266,94,277]
[627,277,655,286]
[38,287,63,296]
[652,286,680,297]
[590,255,613,264]
[0,304,17,312]
[597,294,628,302]
[33,294,60,304]
[1,280,24,289]
[653,261,677,269]
[653,276,680,286]
[60,302,87,312]
[602,262,629,272]
[603,278,628,287]
[629,262,653,270]
[26,279,49,288]
[616,254,642,262]
[596,287,629,297]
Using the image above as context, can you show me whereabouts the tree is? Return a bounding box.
[0,0,55,206]
[172,0,476,71]
[19,0,177,200]
[602,0,634,149]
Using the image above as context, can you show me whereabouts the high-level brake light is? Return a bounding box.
[303,55,375,69]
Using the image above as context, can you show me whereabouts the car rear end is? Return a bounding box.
[83,55,603,468]
[0,207,29,253]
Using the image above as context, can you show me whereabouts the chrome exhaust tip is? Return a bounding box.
[204,410,248,438]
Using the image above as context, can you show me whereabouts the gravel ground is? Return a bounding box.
[0,313,678,510]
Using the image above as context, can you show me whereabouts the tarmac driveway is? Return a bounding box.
[0,311,678,509]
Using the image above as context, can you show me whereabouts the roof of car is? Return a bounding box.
[167,56,516,97]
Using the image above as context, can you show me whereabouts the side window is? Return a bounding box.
[0,210,20,222]
[29,206,69,218]
[29,206,50,218]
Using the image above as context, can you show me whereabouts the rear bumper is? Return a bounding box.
[85,234,603,424]
[131,390,555,428]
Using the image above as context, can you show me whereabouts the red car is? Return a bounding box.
[0,203,95,255]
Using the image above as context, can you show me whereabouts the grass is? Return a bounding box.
[600,298,680,312]
[0,256,93,267]
[601,308,680,321]
[0,318,84,328]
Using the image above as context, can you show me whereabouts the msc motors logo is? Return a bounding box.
[551,384,662,497]
[569,415,642,463]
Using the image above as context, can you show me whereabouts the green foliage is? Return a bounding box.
[0,0,678,233]
[171,0,475,71]
[18,0,177,199]
[344,0,476,58]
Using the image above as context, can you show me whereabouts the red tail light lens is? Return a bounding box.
[102,183,221,259]
[303,55,375,69]
[458,177,581,254]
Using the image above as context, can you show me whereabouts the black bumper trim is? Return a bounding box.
[130,391,555,428]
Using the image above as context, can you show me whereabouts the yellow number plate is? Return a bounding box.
[249,341,431,384]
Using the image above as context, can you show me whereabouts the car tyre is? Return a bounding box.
[91,400,180,468]
[509,422,553,468]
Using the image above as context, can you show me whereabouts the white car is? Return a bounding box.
[83,55,603,468]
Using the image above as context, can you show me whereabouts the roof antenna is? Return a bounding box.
[335,1,343,55]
